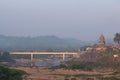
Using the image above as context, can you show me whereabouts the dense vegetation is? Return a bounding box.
[59,49,120,70]
[0,65,26,80]
[0,52,15,63]
[114,33,120,45]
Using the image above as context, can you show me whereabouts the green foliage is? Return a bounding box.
[0,52,15,62]
[100,77,120,80]
[97,53,113,63]
[97,52,120,68]
[54,73,102,77]
[59,63,67,68]
[0,65,26,80]
[114,33,120,44]
[60,62,93,71]
[70,62,86,70]
[71,77,77,80]
[64,78,69,80]
[113,49,120,54]
[60,50,120,70]
[111,71,120,75]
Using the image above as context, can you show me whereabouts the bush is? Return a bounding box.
[64,78,69,80]
[0,52,15,62]
[68,62,93,71]
[59,63,67,69]
[71,77,77,80]
[0,65,26,80]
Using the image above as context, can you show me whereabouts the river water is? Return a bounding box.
[35,60,62,66]
[12,59,63,67]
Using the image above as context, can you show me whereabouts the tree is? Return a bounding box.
[0,52,15,62]
[0,66,26,80]
[114,33,120,45]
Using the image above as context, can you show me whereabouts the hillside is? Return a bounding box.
[0,35,87,51]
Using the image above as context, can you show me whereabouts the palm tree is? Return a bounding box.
[114,33,120,45]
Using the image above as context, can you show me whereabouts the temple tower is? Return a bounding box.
[98,34,106,46]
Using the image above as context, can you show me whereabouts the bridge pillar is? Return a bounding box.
[63,54,65,61]
[30,53,34,66]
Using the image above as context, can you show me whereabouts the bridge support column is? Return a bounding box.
[63,54,65,61]
[30,53,34,66]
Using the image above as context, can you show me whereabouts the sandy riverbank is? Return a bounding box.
[11,67,117,80]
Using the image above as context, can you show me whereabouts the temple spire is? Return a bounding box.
[98,34,106,46]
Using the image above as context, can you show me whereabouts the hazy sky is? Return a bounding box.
[0,0,120,41]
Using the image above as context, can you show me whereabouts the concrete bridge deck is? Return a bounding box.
[10,52,78,55]
[10,52,78,64]
[10,52,78,66]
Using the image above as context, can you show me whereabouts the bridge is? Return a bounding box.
[10,52,78,66]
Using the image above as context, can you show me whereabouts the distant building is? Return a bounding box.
[95,34,107,51]
[98,34,106,46]
[86,47,93,51]
[86,34,107,52]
